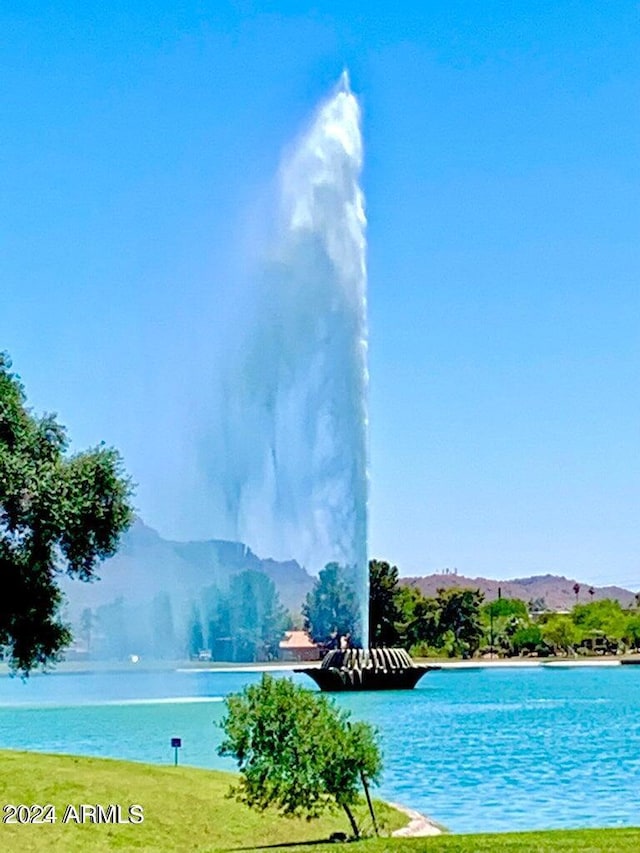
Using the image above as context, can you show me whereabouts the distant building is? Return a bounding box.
[279,630,322,662]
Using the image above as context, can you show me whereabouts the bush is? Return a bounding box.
[511,625,543,655]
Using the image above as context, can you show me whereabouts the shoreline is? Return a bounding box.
[0,659,315,677]
[0,654,633,677]
[432,658,623,669]
[389,802,445,837]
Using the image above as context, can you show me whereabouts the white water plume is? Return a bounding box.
[211,72,369,643]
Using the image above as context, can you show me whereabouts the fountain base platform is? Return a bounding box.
[295,647,439,692]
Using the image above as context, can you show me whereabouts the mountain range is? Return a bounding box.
[402,572,638,610]
[62,519,638,620]
[61,517,314,622]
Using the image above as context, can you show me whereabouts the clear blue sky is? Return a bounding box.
[2,2,638,585]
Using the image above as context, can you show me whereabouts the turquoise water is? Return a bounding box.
[0,666,639,833]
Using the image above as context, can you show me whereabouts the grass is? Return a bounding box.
[286,829,640,852]
[0,750,639,852]
[0,750,403,851]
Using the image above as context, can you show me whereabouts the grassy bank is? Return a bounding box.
[0,750,402,851]
[1,750,638,851]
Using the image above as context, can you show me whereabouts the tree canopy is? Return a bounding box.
[541,614,580,653]
[368,559,401,646]
[198,571,290,662]
[303,562,360,646]
[227,570,289,661]
[572,599,627,641]
[218,673,381,838]
[0,353,134,672]
[435,587,485,658]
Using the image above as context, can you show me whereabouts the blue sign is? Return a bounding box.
[171,738,182,748]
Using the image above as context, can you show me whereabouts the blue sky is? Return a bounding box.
[2,2,638,584]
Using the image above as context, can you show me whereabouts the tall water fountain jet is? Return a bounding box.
[216,71,369,644]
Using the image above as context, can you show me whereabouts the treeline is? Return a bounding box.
[79,558,640,662]
[80,569,290,663]
[368,560,640,658]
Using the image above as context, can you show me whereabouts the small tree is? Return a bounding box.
[483,597,528,621]
[542,615,580,654]
[218,674,382,838]
[511,624,543,655]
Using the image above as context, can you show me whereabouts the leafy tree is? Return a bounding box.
[542,615,580,653]
[368,559,402,646]
[572,599,626,642]
[511,624,543,655]
[219,674,381,838]
[398,587,441,650]
[483,597,528,620]
[624,614,640,650]
[0,354,133,672]
[368,564,443,651]
[303,562,360,646]
[436,588,484,658]
[227,570,289,661]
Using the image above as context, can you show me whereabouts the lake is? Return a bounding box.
[0,664,638,833]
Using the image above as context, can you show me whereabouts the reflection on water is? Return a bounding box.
[1,666,639,833]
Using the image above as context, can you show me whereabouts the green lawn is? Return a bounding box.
[0,750,402,851]
[290,829,640,853]
[0,750,638,852]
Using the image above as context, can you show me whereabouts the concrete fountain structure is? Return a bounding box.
[296,647,440,692]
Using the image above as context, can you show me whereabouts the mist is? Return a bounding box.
[203,72,370,642]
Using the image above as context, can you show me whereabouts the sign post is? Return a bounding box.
[171,737,182,766]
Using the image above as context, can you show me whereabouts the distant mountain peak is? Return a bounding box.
[66,517,315,618]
